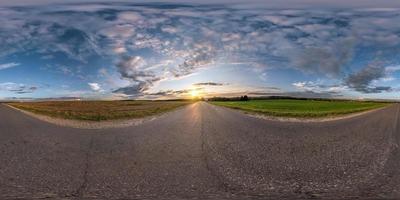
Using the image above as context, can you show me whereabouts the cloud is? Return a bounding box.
[247,91,342,98]
[113,46,127,54]
[0,82,37,94]
[113,81,152,96]
[145,89,192,96]
[88,82,102,91]
[345,64,391,93]
[58,65,73,75]
[117,56,150,80]
[385,65,400,73]
[114,56,162,95]
[292,81,348,93]
[2,0,400,8]
[118,11,143,22]
[0,62,19,70]
[161,25,179,34]
[171,43,217,78]
[1,3,400,98]
[193,82,226,86]
[292,37,355,77]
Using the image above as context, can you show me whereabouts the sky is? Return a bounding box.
[0,1,400,100]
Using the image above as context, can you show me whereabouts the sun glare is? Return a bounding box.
[190,90,200,98]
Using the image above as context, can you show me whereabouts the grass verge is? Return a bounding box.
[8,100,192,121]
[210,99,389,118]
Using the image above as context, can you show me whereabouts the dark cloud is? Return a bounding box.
[145,89,192,96]
[248,91,342,98]
[193,82,225,86]
[0,83,38,94]
[292,38,355,77]
[287,91,344,98]
[113,81,149,96]
[114,56,161,95]
[116,56,153,81]
[345,64,391,93]
[208,90,341,99]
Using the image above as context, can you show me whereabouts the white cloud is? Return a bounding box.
[385,65,400,72]
[292,81,307,89]
[292,81,348,93]
[101,24,135,39]
[0,82,17,90]
[113,46,127,54]
[88,82,102,91]
[327,85,348,93]
[0,62,19,70]
[118,12,143,22]
[381,76,395,82]
[161,25,179,34]
[0,82,37,94]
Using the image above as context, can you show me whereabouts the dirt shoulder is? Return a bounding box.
[209,102,390,123]
[6,104,187,129]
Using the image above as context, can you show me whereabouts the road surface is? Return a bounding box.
[0,102,399,199]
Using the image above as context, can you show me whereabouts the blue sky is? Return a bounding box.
[0,1,400,100]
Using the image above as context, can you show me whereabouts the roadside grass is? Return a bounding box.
[8,100,192,121]
[210,99,389,118]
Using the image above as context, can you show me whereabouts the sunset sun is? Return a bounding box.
[190,90,200,98]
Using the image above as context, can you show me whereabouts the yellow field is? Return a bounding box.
[9,100,192,121]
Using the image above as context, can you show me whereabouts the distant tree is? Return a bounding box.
[239,95,249,101]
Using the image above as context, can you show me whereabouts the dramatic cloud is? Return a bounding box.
[0,62,19,70]
[117,56,150,81]
[1,2,400,98]
[114,56,161,95]
[345,64,391,93]
[113,82,149,96]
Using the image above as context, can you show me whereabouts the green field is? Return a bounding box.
[8,100,192,121]
[211,99,389,118]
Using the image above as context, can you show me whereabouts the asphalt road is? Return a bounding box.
[0,102,399,199]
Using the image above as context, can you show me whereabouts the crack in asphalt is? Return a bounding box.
[199,104,236,195]
[393,104,400,141]
[71,136,94,198]
[358,104,400,197]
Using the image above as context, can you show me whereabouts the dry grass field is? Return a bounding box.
[8,100,192,121]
